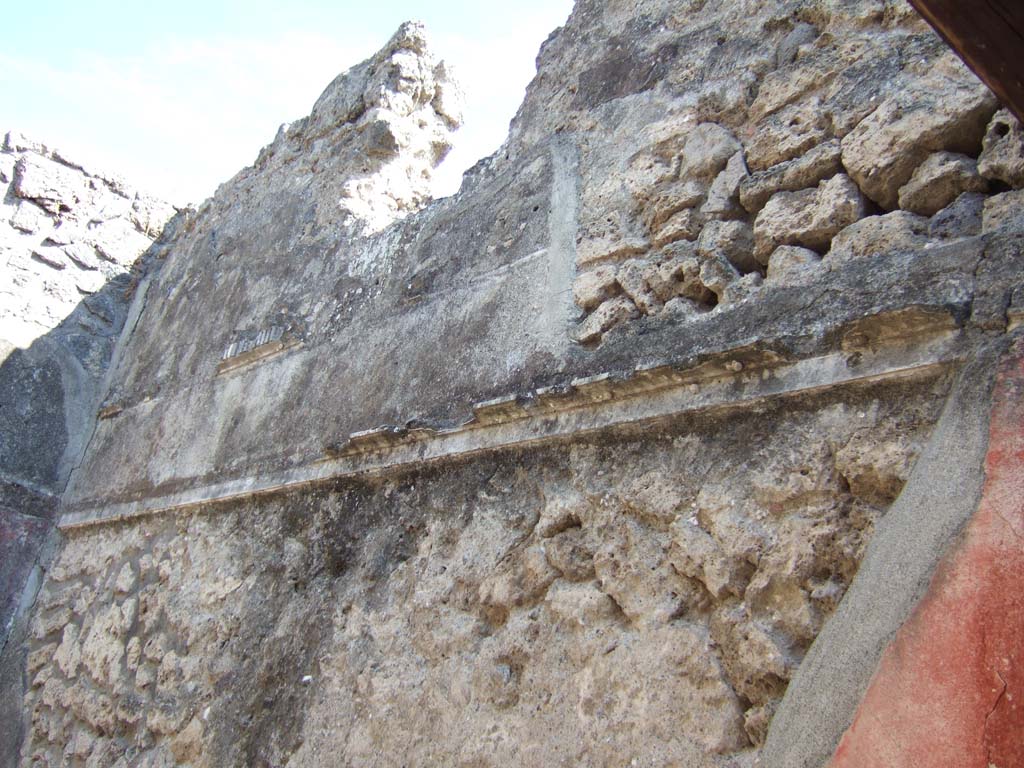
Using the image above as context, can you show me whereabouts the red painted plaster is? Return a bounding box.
[830,342,1024,768]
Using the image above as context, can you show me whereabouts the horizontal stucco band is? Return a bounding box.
[60,321,962,530]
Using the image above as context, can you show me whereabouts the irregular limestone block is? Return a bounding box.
[828,211,930,264]
[87,191,133,224]
[45,221,84,245]
[13,154,90,214]
[31,246,68,270]
[647,245,711,305]
[898,151,987,216]
[721,272,763,307]
[593,519,699,627]
[112,563,136,595]
[573,265,619,311]
[8,199,51,234]
[577,624,749,754]
[929,192,985,241]
[697,219,757,273]
[701,151,748,219]
[677,123,741,182]
[616,258,663,315]
[696,72,761,127]
[982,189,1024,233]
[75,270,107,294]
[478,544,559,621]
[576,234,649,267]
[766,245,822,286]
[745,99,832,172]
[750,46,834,122]
[0,153,15,183]
[775,22,819,68]
[54,625,81,678]
[699,251,741,301]
[640,179,704,231]
[651,208,703,247]
[978,109,1024,189]
[86,218,162,266]
[739,140,843,214]
[4,130,47,154]
[663,296,707,318]
[573,296,639,344]
[130,195,177,238]
[711,606,794,700]
[169,717,206,765]
[841,72,997,209]
[544,580,615,625]
[544,529,596,582]
[753,174,867,263]
[576,210,649,266]
[834,429,917,505]
[62,243,101,271]
[669,519,748,599]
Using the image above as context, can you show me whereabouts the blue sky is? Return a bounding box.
[0,1,573,204]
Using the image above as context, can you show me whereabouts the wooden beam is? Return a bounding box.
[908,0,1024,125]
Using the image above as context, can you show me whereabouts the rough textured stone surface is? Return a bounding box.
[982,189,1024,233]
[0,132,177,662]
[17,379,948,767]
[719,271,762,307]
[1,133,176,349]
[678,123,742,182]
[739,140,843,214]
[840,57,997,210]
[753,175,867,262]
[897,151,987,216]
[745,99,832,172]
[546,3,1007,340]
[766,245,823,286]
[652,207,703,247]
[697,219,757,274]
[572,296,638,344]
[978,109,1024,189]
[5,3,1024,767]
[827,211,931,264]
[616,258,664,315]
[929,192,985,241]
[701,151,748,220]
[573,265,619,311]
[640,180,705,231]
[253,22,461,234]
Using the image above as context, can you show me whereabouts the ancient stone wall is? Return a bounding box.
[20,375,949,766]
[50,1,1024,523]
[552,1,1022,342]
[4,1,1024,767]
[0,132,176,660]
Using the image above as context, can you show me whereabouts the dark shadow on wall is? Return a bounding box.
[0,210,186,762]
